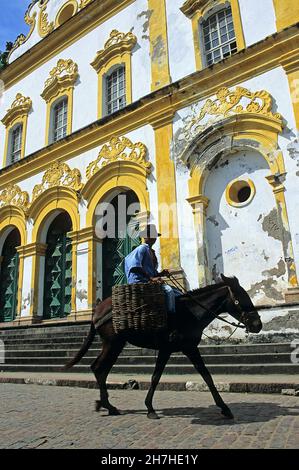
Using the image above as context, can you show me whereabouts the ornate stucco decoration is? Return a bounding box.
[1,94,33,127]
[91,30,137,72]
[41,59,79,102]
[32,161,83,201]
[86,136,151,180]
[183,86,283,142]
[0,184,30,213]
[79,0,93,8]
[38,0,55,38]
[7,4,37,63]
[181,0,221,18]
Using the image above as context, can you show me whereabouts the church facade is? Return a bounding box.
[0,0,299,340]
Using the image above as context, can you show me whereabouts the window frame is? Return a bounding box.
[51,96,69,144]
[105,64,127,116]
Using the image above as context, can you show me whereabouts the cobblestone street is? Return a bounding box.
[1,384,298,449]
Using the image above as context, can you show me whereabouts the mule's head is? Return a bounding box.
[220,274,262,333]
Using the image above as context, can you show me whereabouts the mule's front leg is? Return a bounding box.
[145,349,171,420]
[184,347,234,420]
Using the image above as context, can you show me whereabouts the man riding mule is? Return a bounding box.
[64,272,262,421]
[124,224,182,340]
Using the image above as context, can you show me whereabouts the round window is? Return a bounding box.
[226,179,255,207]
[56,2,77,27]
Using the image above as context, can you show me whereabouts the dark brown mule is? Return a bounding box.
[65,274,262,420]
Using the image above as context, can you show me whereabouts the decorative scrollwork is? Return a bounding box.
[79,0,93,8]
[38,0,54,38]
[32,161,83,201]
[1,94,32,127]
[41,58,79,102]
[184,86,282,140]
[86,136,151,180]
[0,184,29,212]
[91,30,137,72]
[7,4,37,63]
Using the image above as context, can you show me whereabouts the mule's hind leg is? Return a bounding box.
[91,340,125,416]
[145,349,171,420]
[183,347,234,419]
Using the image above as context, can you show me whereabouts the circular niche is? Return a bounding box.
[225,178,256,207]
[56,1,78,27]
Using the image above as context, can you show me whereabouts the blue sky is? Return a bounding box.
[0,0,30,51]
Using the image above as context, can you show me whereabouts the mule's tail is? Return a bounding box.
[63,322,96,370]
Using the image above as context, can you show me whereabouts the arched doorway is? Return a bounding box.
[43,212,73,319]
[102,190,141,298]
[205,149,287,304]
[0,228,21,322]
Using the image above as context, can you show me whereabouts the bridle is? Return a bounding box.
[167,275,255,342]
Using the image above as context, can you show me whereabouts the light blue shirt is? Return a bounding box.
[125,244,158,284]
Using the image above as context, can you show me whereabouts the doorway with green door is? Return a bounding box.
[101,190,141,299]
[0,228,21,322]
[43,212,73,320]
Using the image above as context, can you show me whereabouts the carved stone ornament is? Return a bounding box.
[79,0,93,8]
[32,161,83,201]
[38,0,54,38]
[91,30,137,72]
[86,136,151,180]
[0,184,30,212]
[183,86,283,141]
[180,0,221,18]
[1,94,32,127]
[41,59,79,102]
[7,3,37,62]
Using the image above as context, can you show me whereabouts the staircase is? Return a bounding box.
[0,323,298,375]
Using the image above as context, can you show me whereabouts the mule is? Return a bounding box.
[65,274,262,420]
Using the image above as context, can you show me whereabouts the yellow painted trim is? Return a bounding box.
[44,88,74,146]
[29,187,80,243]
[15,246,25,317]
[55,0,79,28]
[84,161,150,226]
[273,0,299,31]
[286,71,299,131]
[148,0,171,91]
[152,121,181,270]
[181,0,245,71]
[29,243,47,318]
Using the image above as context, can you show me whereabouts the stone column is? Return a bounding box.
[187,195,211,286]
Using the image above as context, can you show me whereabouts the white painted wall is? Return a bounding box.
[238,0,277,47]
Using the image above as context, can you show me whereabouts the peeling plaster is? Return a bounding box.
[137,9,153,35]
[262,311,299,331]
[207,215,219,227]
[151,34,166,62]
[262,259,286,278]
[76,286,88,302]
[262,208,281,241]
[248,279,284,302]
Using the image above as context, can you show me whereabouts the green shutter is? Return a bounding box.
[43,233,72,319]
[0,249,19,322]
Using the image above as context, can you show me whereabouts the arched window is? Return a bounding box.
[43,212,73,319]
[0,229,21,322]
[51,97,68,143]
[106,66,126,115]
[9,123,23,164]
[202,6,237,66]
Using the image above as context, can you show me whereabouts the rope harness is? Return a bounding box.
[166,274,249,344]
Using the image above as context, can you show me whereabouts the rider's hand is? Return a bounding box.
[160,269,170,277]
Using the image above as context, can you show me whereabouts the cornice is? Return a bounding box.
[1,94,32,127]
[91,30,137,72]
[0,0,135,91]
[0,24,298,188]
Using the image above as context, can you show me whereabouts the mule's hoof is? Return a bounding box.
[108,407,121,416]
[221,408,234,420]
[95,400,102,412]
[147,412,160,420]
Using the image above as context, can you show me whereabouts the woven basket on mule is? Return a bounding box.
[112,283,167,333]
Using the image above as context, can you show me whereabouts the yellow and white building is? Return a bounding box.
[0,0,299,339]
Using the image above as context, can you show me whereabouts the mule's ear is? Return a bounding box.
[221,274,239,287]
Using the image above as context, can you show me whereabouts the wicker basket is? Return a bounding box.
[112,283,167,333]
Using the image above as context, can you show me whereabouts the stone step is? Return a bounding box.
[0,363,298,374]
[3,352,293,366]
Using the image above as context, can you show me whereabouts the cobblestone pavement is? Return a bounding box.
[1,384,298,449]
